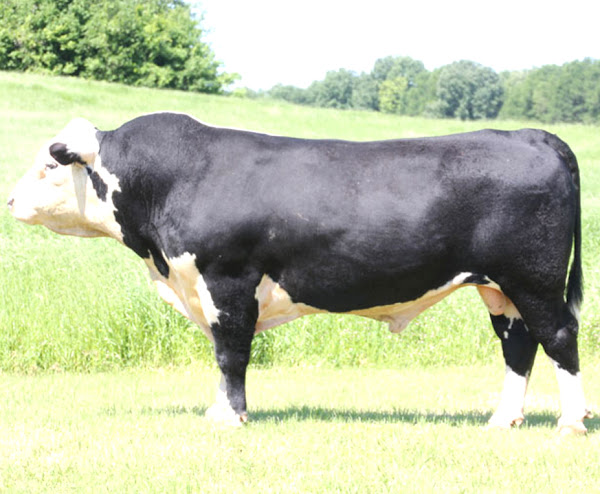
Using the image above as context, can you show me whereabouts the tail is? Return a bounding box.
[567,180,583,321]
[545,132,583,320]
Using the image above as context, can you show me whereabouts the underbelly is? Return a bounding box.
[147,252,515,336]
[254,273,512,334]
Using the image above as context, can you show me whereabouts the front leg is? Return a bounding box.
[203,277,259,426]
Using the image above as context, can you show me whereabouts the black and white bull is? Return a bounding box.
[8,112,591,432]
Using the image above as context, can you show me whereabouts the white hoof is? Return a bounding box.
[557,410,592,436]
[205,402,248,427]
[487,412,524,430]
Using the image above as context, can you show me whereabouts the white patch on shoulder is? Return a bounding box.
[146,265,192,319]
[144,253,220,338]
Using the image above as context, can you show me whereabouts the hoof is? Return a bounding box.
[557,421,587,436]
[557,411,591,436]
[205,403,248,427]
[487,413,524,430]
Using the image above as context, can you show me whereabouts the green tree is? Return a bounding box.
[520,65,561,122]
[0,0,90,74]
[499,66,559,122]
[436,61,503,119]
[498,70,530,120]
[351,73,379,110]
[500,62,600,124]
[312,69,357,109]
[553,59,600,123]
[405,70,437,116]
[372,56,425,85]
[379,77,408,114]
[0,0,236,93]
[269,84,313,105]
[371,56,429,115]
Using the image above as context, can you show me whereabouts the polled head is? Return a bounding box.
[7,118,122,240]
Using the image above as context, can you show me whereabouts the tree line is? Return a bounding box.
[1,0,598,124]
[0,0,237,93]
[258,57,600,124]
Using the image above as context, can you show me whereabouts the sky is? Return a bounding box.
[195,0,598,91]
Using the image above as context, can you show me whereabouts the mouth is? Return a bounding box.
[6,196,35,224]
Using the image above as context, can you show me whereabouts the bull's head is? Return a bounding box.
[7,118,122,240]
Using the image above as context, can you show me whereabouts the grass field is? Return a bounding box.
[1,70,599,372]
[0,363,599,493]
[1,71,600,491]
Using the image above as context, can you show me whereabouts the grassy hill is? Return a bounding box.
[1,71,599,372]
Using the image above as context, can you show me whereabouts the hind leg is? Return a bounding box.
[486,300,539,429]
[510,292,590,434]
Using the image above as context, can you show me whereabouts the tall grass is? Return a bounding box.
[1,71,599,372]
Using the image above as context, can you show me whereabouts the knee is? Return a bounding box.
[542,326,580,374]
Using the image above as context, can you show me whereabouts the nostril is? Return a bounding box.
[7,197,14,208]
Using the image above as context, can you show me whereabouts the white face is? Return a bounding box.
[7,118,123,240]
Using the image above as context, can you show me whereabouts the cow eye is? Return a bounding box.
[45,163,58,170]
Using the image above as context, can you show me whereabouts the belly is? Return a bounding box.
[254,272,508,333]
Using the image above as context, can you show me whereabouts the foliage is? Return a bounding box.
[436,60,504,120]
[351,73,379,111]
[378,77,408,114]
[500,59,600,123]
[309,69,356,109]
[268,84,313,105]
[0,0,236,93]
[264,54,600,124]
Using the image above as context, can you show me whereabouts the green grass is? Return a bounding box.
[0,362,599,493]
[1,72,600,492]
[1,70,600,372]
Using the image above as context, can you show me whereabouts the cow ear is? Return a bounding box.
[49,142,84,166]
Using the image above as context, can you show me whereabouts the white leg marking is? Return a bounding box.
[204,374,248,426]
[488,366,528,429]
[552,360,590,434]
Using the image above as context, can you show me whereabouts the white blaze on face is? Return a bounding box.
[7,118,122,240]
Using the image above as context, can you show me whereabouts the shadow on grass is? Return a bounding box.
[134,404,600,431]
[249,406,491,426]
